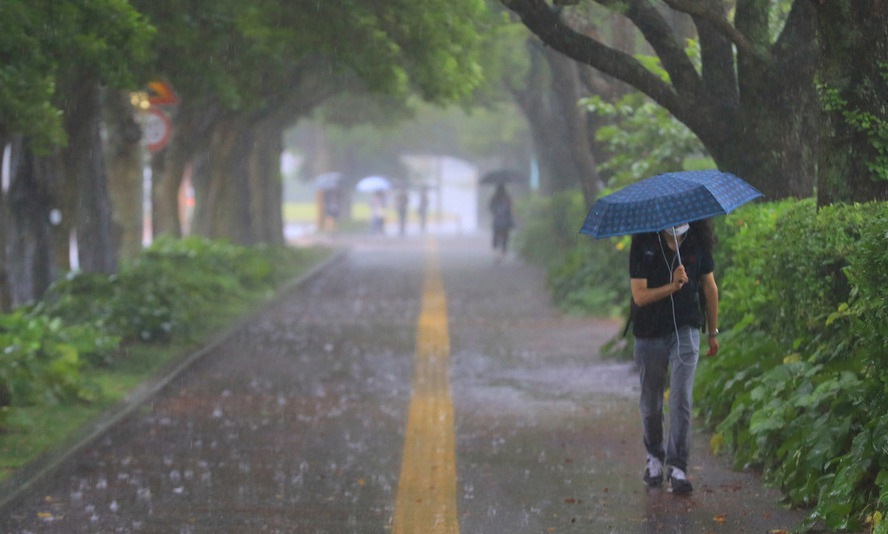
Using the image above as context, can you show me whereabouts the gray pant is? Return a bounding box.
[634,326,700,472]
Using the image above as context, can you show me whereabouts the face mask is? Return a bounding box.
[665,224,690,237]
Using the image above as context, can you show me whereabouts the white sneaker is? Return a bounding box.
[668,467,694,495]
[643,455,663,487]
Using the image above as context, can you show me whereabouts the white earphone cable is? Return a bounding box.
[658,230,694,368]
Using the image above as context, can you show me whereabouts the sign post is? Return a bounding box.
[138,80,179,246]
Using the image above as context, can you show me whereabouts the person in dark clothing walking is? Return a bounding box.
[418,189,429,233]
[629,219,719,495]
[395,189,409,236]
[489,184,514,259]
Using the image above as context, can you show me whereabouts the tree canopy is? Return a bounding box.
[0,0,153,149]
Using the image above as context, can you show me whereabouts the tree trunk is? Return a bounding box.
[5,138,56,306]
[151,101,221,239]
[219,124,254,245]
[169,60,343,246]
[60,79,117,274]
[188,150,212,238]
[514,40,601,203]
[102,90,144,260]
[543,45,600,203]
[192,117,253,244]
[249,120,286,245]
[44,152,74,276]
[0,139,9,312]
[813,0,888,205]
[699,69,820,201]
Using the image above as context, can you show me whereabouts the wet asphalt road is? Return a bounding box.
[0,233,806,533]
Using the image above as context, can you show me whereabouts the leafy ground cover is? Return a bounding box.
[698,200,888,533]
[0,237,332,482]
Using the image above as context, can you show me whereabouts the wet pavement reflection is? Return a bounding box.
[0,234,805,533]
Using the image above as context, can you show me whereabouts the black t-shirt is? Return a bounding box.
[629,232,714,339]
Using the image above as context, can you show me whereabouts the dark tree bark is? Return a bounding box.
[249,119,287,245]
[103,90,145,260]
[5,138,56,306]
[151,98,223,239]
[513,40,601,203]
[0,135,10,311]
[813,0,888,205]
[212,118,253,245]
[186,150,212,238]
[188,60,342,245]
[195,115,287,246]
[502,0,820,201]
[190,116,248,244]
[60,78,117,274]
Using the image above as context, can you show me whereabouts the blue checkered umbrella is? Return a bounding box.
[579,169,764,238]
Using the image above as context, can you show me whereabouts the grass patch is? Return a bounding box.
[283,201,405,224]
[0,404,107,477]
[283,202,318,222]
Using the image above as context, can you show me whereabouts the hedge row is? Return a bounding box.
[698,199,888,532]
[0,237,317,423]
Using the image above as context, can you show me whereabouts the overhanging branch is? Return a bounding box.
[660,0,769,61]
[501,0,686,115]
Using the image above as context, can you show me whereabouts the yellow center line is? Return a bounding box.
[393,238,459,534]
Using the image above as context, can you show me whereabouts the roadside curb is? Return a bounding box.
[0,247,349,515]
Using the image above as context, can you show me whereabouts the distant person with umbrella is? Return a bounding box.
[323,188,341,232]
[580,169,763,495]
[488,184,514,260]
[356,176,392,235]
[314,172,342,233]
[370,191,386,235]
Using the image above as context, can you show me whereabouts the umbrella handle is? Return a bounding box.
[673,232,683,265]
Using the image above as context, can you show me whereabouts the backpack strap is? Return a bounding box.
[622,298,638,337]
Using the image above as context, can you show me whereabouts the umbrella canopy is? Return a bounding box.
[355,175,392,192]
[480,169,526,185]
[313,172,342,190]
[579,169,763,238]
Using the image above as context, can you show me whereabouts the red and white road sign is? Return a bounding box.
[140,108,172,152]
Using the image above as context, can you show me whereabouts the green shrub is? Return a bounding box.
[694,200,888,531]
[513,191,588,270]
[514,191,628,318]
[1,237,317,420]
[804,205,888,531]
[0,311,104,412]
[38,236,301,345]
[546,240,628,317]
[696,200,801,431]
